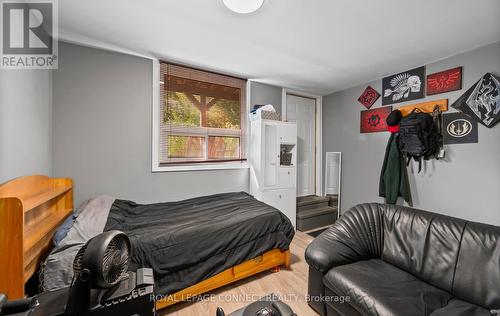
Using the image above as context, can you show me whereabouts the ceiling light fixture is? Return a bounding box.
[222,0,264,14]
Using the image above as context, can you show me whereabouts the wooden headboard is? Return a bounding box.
[0,175,73,299]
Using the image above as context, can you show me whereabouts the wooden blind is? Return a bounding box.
[159,63,247,164]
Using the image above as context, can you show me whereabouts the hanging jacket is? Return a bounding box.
[379,133,412,205]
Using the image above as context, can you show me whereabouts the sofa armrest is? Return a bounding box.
[305,203,384,273]
[305,235,365,273]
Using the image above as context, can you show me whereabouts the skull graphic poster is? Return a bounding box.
[451,73,500,128]
[382,66,425,105]
[360,106,392,133]
[443,112,478,144]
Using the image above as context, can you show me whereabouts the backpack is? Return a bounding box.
[398,106,442,172]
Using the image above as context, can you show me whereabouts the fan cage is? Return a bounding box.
[101,234,130,284]
[73,243,88,275]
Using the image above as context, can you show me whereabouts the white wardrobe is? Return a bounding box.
[249,119,297,227]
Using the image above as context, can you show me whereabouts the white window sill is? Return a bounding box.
[152,162,249,172]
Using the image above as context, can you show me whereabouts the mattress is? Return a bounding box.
[41,192,294,296]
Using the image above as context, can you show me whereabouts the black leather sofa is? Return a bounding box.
[305,203,500,316]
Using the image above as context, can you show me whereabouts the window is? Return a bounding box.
[158,63,247,166]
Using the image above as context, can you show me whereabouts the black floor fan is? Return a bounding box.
[65,231,130,316]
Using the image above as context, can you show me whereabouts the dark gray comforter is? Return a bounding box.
[104,192,294,295]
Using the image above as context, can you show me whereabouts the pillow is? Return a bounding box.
[53,213,77,247]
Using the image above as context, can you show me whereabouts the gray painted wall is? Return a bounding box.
[53,43,248,207]
[323,41,500,225]
[249,81,282,114]
[0,69,52,183]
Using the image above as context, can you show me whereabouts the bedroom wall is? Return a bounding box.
[0,69,52,183]
[52,42,248,207]
[323,41,500,225]
[249,81,282,114]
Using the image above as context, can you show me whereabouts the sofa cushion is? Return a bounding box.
[324,287,363,316]
[429,299,492,316]
[324,259,452,316]
[452,221,500,310]
[381,204,466,292]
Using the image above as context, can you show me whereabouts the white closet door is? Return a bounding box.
[286,94,315,197]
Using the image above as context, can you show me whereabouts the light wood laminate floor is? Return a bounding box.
[159,231,318,316]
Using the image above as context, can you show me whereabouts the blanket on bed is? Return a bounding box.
[104,192,295,295]
[41,192,294,296]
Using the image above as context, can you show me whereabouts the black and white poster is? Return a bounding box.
[382,66,425,105]
[451,73,500,128]
[442,112,478,144]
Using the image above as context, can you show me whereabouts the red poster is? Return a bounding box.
[360,106,392,133]
[358,86,380,109]
[427,67,462,96]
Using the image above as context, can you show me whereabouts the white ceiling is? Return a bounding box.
[59,0,500,95]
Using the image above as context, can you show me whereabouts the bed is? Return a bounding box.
[0,175,294,310]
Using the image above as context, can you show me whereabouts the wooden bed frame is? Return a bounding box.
[0,175,73,299]
[0,175,291,311]
[156,248,291,309]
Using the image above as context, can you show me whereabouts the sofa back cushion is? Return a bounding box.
[452,221,500,309]
[380,205,466,292]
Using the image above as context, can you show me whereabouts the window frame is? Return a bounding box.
[152,60,250,172]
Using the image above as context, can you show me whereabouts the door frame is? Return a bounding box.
[281,88,323,197]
